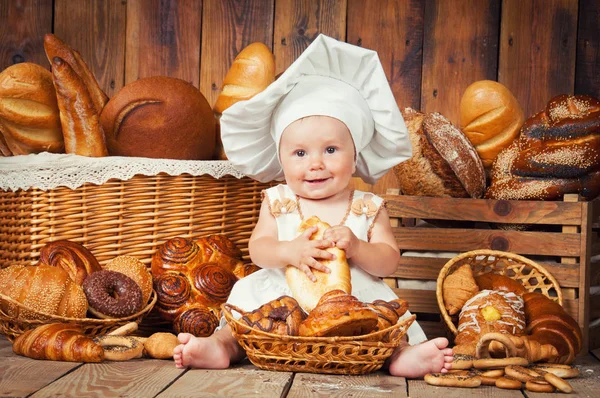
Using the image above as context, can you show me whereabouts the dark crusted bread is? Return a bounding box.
[394,108,486,198]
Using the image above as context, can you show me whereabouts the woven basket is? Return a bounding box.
[0,173,272,268]
[436,249,563,336]
[223,303,415,375]
[0,289,157,342]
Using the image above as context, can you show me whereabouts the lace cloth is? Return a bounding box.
[0,152,249,192]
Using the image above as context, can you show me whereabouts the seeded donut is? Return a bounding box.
[83,270,144,318]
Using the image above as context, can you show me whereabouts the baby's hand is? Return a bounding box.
[323,226,360,258]
[287,226,335,282]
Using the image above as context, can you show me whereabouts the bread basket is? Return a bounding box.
[0,289,157,342]
[222,303,415,375]
[436,249,563,336]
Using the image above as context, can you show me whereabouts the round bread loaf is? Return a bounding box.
[460,80,524,169]
[394,108,486,198]
[0,62,63,155]
[104,255,153,304]
[99,76,216,160]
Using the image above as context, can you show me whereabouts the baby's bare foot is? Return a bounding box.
[173,332,231,369]
[388,337,453,378]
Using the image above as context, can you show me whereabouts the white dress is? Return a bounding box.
[225,184,427,344]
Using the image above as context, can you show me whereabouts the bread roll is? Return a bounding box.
[0,264,87,319]
[394,108,486,198]
[460,80,525,169]
[104,255,153,304]
[38,240,101,285]
[144,332,179,359]
[285,216,351,313]
[213,42,275,160]
[99,76,216,160]
[0,63,63,155]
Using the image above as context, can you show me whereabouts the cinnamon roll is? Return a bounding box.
[153,273,192,321]
[174,305,219,337]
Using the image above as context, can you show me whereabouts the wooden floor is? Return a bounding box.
[1,336,599,398]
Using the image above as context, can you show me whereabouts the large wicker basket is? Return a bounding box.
[436,249,563,336]
[0,289,157,342]
[0,173,272,268]
[223,303,415,375]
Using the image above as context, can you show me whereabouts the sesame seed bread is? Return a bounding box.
[394,108,486,198]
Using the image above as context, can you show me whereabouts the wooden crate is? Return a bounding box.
[383,191,600,353]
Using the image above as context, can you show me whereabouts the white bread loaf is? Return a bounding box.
[460,80,524,169]
[394,108,486,198]
[0,63,64,156]
[285,216,351,313]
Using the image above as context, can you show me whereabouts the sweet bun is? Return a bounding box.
[104,255,153,304]
[38,240,102,285]
[100,76,216,160]
[285,216,351,312]
[143,332,179,359]
[0,62,63,155]
[394,108,486,198]
[460,80,525,169]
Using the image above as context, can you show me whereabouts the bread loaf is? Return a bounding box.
[13,323,104,362]
[394,108,486,198]
[43,33,108,115]
[99,76,216,160]
[486,94,600,201]
[51,57,108,157]
[38,240,101,285]
[0,63,63,155]
[460,80,524,169]
[285,216,351,313]
[214,42,275,115]
[0,264,88,319]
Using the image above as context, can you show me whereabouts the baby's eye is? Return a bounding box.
[295,150,305,157]
[326,147,336,154]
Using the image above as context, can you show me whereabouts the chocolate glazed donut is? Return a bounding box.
[151,237,201,276]
[83,270,143,318]
[153,273,192,321]
[190,263,237,308]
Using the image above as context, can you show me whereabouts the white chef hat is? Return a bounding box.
[220,34,411,184]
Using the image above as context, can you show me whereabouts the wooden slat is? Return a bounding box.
[575,0,599,98]
[0,355,81,398]
[498,0,578,118]
[53,0,126,97]
[273,0,347,73]
[346,0,425,196]
[384,195,584,225]
[30,359,185,397]
[158,363,292,398]
[393,256,581,288]
[0,0,52,70]
[200,0,275,108]
[125,0,202,86]
[421,0,500,125]
[288,371,407,397]
[394,228,581,257]
[0,335,13,357]
[408,380,522,397]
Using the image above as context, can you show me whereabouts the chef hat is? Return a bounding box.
[220,34,411,184]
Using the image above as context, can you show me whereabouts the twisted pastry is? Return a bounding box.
[367,298,409,331]
[38,240,101,285]
[173,305,219,337]
[237,296,305,336]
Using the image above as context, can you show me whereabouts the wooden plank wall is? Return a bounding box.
[1,0,599,196]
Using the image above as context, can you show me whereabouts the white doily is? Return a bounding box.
[0,152,252,191]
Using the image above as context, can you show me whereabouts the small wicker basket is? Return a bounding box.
[223,303,415,375]
[436,249,562,336]
[0,289,157,342]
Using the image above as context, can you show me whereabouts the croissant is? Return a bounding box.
[442,263,480,315]
[38,240,102,285]
[13,323,104,362]
[299,290,378,337]
[285,216,352,312]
